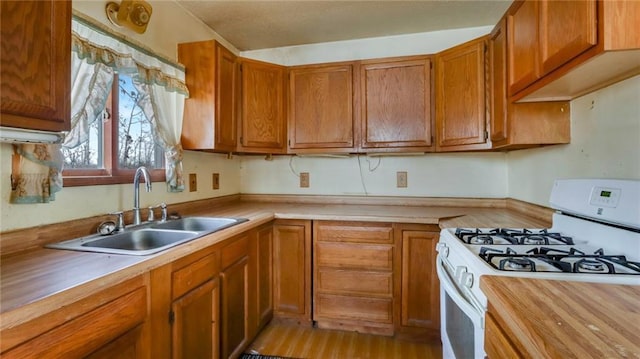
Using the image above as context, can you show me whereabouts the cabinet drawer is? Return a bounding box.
[3,287,147,358]
[316,242,393,270]
[221,234,249,269]
[173,253,219,299]
[315,293,393,324]
[316,268,392,297]
[315,222,393,244]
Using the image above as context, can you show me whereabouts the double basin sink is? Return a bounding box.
[46,217,248,256]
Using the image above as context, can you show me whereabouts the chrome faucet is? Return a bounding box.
[133,166,152,225]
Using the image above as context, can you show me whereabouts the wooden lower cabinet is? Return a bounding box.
[168,249,221,359]
[255,223,274,330]
[313,221,396,335]
[273,219,312,322]
[0,276,149,359]
[221,234,250,359]
[394,224,441,341]
[485,307,523,359]
[171,278,220,359]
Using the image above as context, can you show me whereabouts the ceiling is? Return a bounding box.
[176,1,512,51]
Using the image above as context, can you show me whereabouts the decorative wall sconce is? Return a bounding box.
[106,0,153,34]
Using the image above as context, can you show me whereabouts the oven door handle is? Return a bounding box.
[437,255,485,328]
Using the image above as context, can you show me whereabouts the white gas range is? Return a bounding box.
[436,179,640,359]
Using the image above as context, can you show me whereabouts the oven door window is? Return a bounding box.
[445,291,475,359]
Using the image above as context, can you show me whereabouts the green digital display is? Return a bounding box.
[601,190,612,198]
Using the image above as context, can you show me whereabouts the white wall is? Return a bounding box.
[241,26,492,66]
[241,153,507,198]
[0,1,241,232]
[507,75,640,206]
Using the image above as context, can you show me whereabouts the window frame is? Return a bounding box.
[63,73,165,187]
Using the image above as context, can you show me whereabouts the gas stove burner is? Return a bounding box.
[499,257,536,271]
[522,235,547,245]
[454,227,574,246]
[576,259,607,273]
[469,235,493,245]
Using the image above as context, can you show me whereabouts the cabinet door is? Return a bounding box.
[539,0,597,76]
[256,224,274,329]
[2,287,147,358]
[221,257,249,359]
[507,0,540,95]
[216,44,239,150]
[288,64,355,151]
[179,40,237,151]
[400,230,440,331]
[360,58,433,151]
[0,0,70,132]
[490,19,508,144]
[239,60,286,153]
[85,325,144,359]
[435,37,489,151]
[172,278,220,359]
[273,220,311,322]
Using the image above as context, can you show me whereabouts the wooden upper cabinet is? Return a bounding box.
[490,19,508,144]
[435,36,490,151]
[490,18,571,149]
[360,57,433,152]
[179,40,237,152]
[508,0,638,101]
[238,59,286,153]
[0,0,71,132]
[288,64,356,152]
[539,0,597,76]
[507,0,540,95]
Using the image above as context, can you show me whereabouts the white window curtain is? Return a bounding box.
[71,12,189,191]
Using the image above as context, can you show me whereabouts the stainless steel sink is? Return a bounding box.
[150,217,248,232]
[46,216,249,256]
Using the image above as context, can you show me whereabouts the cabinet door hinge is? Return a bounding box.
[168,310,175,325]
[484,131,489,141]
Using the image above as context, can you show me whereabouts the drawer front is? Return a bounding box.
[172,253,219,299]
[316,242,393,270]
[316,268,392,297]
[315,293,393,324]
[315,222,393,244]
[221,234,249,269]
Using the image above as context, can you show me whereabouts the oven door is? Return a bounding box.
[436,254,485,359]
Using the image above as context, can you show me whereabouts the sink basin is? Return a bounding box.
[82,229,197,252]
[47,229,199,256]
[46,216,249,256]
[151,217,248,232]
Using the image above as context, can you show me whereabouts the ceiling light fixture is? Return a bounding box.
[105,0,153,34]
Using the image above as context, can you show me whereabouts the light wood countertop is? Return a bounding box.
[1,199,550,331]
[481,276,640,358]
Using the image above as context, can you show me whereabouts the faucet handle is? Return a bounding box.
[160,202,168,222]
[147,206,155,222]
[111,211,125,231]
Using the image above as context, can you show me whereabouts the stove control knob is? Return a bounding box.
[461,272,474,288]
[436,243,449,258]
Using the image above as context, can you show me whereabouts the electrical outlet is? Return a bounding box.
[397,171,408,188]
[300,172,310,188]
[189,173,197,192]
[212,173,220,190]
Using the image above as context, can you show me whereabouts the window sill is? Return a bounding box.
[63,173,166,187]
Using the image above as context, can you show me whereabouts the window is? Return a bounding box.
[63,73,165,186]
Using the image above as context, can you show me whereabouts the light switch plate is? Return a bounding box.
[300,172,309,188]
[397,171,408,188]
[212,173,220,190]
[189,173,197,192]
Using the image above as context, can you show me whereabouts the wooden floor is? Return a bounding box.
[245,322,443,359]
